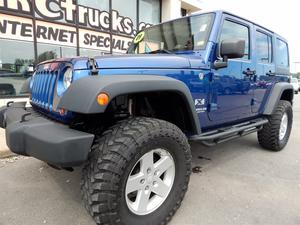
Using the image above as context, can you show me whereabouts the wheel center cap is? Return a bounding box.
[147,175,153,183]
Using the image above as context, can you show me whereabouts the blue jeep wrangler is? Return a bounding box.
[0,11,294,225]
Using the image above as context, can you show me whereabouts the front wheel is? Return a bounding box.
[257,100,293,151]
[81,117,191,225]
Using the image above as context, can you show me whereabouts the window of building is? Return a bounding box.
[0,39,34,97]
[112,0,137,35]
[256,31,272,63]
[220,20,250,59]
[77,0,109,11]
[276,39,289,67]
[36,43,77,64]
[139,0,161,25]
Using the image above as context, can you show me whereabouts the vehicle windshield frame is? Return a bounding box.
[127,12,215,54]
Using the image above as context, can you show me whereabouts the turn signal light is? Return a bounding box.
[97,93,109,106]
[59,108,66,116]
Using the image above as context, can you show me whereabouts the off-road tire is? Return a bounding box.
[81,117,191,225]
[258,100,293,151]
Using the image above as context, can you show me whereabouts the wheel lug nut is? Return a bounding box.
[140,179,145,184]
[145,186,149,190]
[153,181,158,187]
[147,168,151,174]
[154,170,159,176]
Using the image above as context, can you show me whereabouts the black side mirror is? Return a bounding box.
[214,39,246,69]
[220,39,245,59]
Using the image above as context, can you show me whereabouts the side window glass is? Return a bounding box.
[276,39,289,67]
[256,31,272,63]
[220,20,249,59]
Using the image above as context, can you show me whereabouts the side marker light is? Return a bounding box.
[97,93,109,106]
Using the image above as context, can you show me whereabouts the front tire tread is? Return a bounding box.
[81,117,191,225]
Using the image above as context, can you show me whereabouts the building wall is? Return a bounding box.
[162,0,201,21]
[162,0,182,22]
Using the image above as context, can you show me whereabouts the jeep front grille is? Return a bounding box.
[31,70,58,111]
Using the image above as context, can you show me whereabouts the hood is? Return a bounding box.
[94,55,191,69]
[70,54,207,70]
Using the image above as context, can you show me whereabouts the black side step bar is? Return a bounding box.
[189,118,269,146]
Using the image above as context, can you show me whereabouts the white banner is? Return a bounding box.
[0,0,153,37]
[35,20,77,47]
[112,35,132,54]
[0,14,33,42]
[0,0,155,53]
[79,28,111,52]
[0,13,134,53]
[79,29,132,54]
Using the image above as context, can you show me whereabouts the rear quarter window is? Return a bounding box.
[256,31,272,63]
[276,39,289,67]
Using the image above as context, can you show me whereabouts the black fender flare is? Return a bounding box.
[58,75,201,134]
[263,82,294,115]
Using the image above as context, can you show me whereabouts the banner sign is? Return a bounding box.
[0,14,134,53]
[0,0,154,53]
[0,14,33,42]
[0,0,152,36]
[35,20,77,47]
[0,14,78,46]
[79,29,132,53]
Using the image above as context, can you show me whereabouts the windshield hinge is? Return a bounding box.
[88,58,98,75]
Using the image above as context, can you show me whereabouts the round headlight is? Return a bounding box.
[63,68,73,89]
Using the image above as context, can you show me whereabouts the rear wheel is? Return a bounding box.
[257,100,293,151]
[81,117,191,225]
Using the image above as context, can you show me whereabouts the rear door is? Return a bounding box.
[209,15,254,124]
[252,28,275,113]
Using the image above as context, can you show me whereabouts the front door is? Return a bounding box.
[209,16,254,125]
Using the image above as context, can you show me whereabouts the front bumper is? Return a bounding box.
[0,102,94,167]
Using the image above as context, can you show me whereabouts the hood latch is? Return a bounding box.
[88,58,99,75]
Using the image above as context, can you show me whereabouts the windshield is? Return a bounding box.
[127,13,215,54]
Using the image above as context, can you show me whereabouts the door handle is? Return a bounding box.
[243,69,256,76]
[266,71,276,76]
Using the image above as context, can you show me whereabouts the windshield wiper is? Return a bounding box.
[147,49,173,54]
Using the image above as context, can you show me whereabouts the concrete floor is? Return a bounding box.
[0,95,300,225]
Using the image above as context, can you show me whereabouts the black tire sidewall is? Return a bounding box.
[118,133,190,225]
[257,100,293,151]
[278,103,293,148]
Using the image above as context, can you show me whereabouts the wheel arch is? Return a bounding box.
[58,75,201,135]
[263,82,294,115]
[111,90,199,135]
